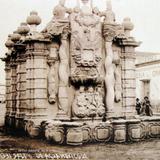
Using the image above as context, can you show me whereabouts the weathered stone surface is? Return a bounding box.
[113,120,126,143]
[2,0,160,146]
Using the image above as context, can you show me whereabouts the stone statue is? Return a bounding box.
[113,51,122,103]
[103,0,117,116]
[53,0,72,20]
[47,43,59,104]
[57,29,70,119]
[48,63,56,104]
[105,0,115,23]
[105,41,115,114]
[42,0,71,35]
[80,0,92,15]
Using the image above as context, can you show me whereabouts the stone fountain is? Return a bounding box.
[2,0,160,145]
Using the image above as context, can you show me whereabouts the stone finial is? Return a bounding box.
[5,34,14,55]
[122,17,134,37]
[27,11,41,32]
[11,31,21,42]
[17,22,30,35]
[5,34,14,48]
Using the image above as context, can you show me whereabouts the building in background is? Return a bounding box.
[136,52,160,113]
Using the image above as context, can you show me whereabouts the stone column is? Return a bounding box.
[4,58,12,126]
[15,50,27,129]
[56,31,70,121]
[120,39,139,118]
[103,23,116,118]
[10,58,18,127]
[26,41,48,119]
[119,17,140,119]
[112,120,127,143]
[25,40,49,137]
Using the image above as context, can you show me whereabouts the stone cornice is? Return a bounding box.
[119,38,141,47]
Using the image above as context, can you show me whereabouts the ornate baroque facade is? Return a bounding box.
[2,0,160,145]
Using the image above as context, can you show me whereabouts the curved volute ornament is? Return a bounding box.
[122,17,134,38]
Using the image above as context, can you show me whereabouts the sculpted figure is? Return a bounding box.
[42,0,71,35]
[113,51,122,102]
[47,43,59,104]
[53,0,72,20]
[105,41,115,113]
[48,62,57,104]
[103,0,116,115]
[87,87,97,117]
[80,0,92,15]
[72,86,87,118]
[57,29,70,119]
[105,0,115,23]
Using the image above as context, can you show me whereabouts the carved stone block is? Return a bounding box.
[113,120,126,143]
[67,127,83,145]
[25,120,41,138]
[45,124,64,144]
[93,123,113,142]
[82,126,92,143]
[127,119,143,142]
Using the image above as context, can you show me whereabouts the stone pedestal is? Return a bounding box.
[140,116,160,139]
[113,120,126,143]
[45,121,65,144]
[127,119,142,142]
[66,122,83,145]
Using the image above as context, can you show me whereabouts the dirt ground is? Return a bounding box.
[0,134,159,160]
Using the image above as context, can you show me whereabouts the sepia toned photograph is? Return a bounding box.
[0,0,160,159]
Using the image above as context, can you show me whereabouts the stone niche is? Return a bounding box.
[2,0,160,145]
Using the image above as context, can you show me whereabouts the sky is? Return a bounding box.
[0,0,160,83]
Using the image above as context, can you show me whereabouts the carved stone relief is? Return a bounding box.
[47,43,59,104]
[70,6,102,84]
[72,86,105,118]
[113,50,122,103]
